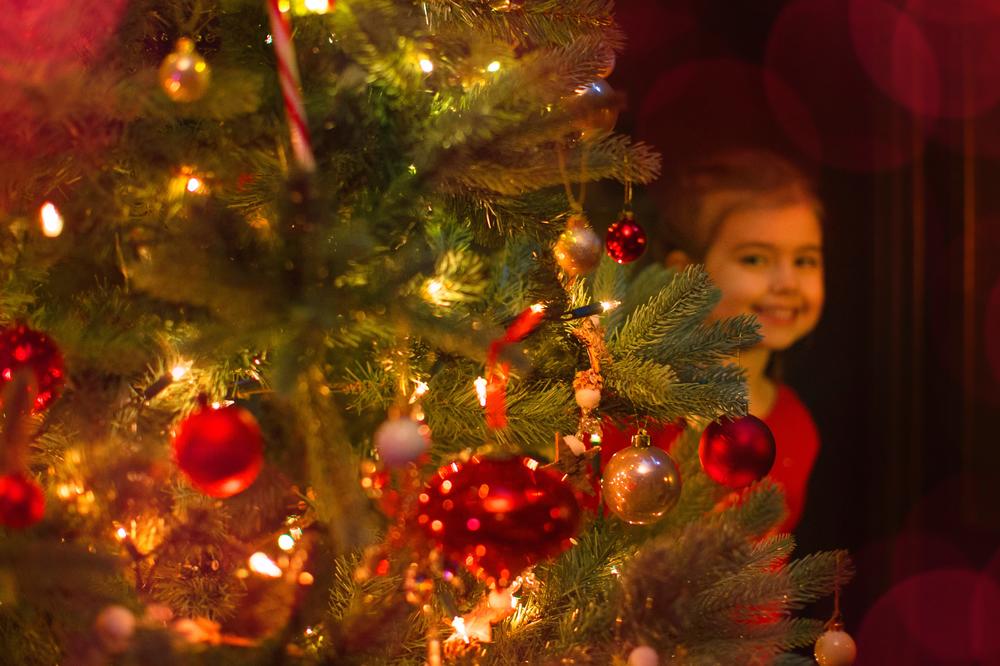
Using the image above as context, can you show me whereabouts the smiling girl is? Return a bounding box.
[663,150,824,532]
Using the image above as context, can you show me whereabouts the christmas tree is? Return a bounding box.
[0,0,853,664]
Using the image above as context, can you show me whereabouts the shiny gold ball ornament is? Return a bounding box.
[159,38,211,103]
[554,215,603,276]
[571,78,621,138]
[602,429,681,525]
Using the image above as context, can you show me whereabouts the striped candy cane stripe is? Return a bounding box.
[266,0,317,173]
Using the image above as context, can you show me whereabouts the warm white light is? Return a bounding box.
[486,61,501,73]
[249,552,283,578]
[451,616,470,644]
[425,279,444,296]
[419,58,434,73]
[277,534,295,551]
[186,177,204,193]
[40,202,64,237]
[474,377,488,407]
[530,303,546,314]
[170,360,192,381]
[409,380,430,404]
[304,0,331,12]
[601,300,621,312]
[115,527,128,541]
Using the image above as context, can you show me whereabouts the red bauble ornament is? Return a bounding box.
[605,213,647,264]
[172,404,264,498]
[417,457,581,586]
[0,472,46,528]
[699,415,776,489]
[0,324,66,412]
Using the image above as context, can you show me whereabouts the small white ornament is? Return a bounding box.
[94,605,136,654]
[574,386,601,410]
[814,629,857,665]
[374,416,429,466]
[627,645,659,666]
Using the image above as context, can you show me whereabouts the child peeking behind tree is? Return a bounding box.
[601,150,825,533]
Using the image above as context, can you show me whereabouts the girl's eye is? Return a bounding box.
[738,254,768,267]
[795,255,822,268]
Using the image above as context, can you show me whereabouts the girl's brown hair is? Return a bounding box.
[661,150,822,261]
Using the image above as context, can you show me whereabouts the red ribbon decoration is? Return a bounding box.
[484,305,547,429]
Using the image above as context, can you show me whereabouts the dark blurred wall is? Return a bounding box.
[611,1,1000,661]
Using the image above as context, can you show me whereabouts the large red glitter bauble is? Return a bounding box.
[605,214,647,264]
[172,405,264,498]
[699,415,776,489]
[417,457,581,586]
[0,324,66,412]
[0,472,46,529]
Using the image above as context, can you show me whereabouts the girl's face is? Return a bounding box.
[702,202,824,351]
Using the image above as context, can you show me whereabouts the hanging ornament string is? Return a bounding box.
[554,146,603,277]
[623,169,633,213]
[814,551,858,665]
[556,145,590,213]
[827,551,848,630]
[483,305,548,429]
[266,0,317,173]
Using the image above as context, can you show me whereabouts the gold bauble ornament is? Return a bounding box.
[159,38,211,103]
[553,215,603,276]
[571,78,620,138]
[602,429,681,525]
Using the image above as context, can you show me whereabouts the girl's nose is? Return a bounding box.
[770,260,799,293]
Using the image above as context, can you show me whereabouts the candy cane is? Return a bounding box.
[266,0,317,173]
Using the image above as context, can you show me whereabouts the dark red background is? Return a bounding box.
[605,1,1000,661]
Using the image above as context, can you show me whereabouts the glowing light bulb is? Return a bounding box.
[304,0,331,12]
[601,300,621,312]
[170,360,192,381]
[39,202,64,237]
[115,526,128,541]
[487,61,501,73]
[248,552,283,578]
[474,377,488,407]
[530,303,546,314]
[277,534,295,551]
[419,58,434,73]
[186,177,203,193]
[451,616,470,643]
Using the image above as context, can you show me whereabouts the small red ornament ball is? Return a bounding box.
[172,404,264,498]
[0,324,66,412]
[605,214,647,264]
[699,415,776,489]
[417,456,581,587]
[0,472,46,528]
